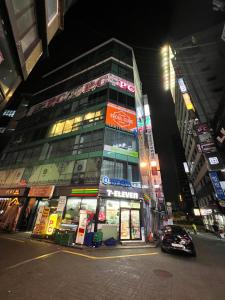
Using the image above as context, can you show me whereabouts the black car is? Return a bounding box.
[161,225,196,257]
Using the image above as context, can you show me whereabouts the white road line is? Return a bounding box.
[6,250,62,270]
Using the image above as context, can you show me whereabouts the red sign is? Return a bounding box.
[106,102,137,132]
[28,186,54,198]
[28,74,135,116]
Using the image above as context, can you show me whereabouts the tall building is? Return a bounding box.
[0,0,75,111]
[0,39,160,244]
[162,23,225,231]
[171,134,194,214]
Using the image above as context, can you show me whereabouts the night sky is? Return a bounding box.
[19,0,224,202]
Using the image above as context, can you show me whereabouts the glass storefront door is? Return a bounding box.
[120,208,141,240]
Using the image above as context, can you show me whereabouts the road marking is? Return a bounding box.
[63,250,158,260]
[62,250,97,260]
[6,250,62,270]
[0,237,25,243]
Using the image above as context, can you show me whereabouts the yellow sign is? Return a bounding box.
[183,93,195,111]
[46,214,58,235]
[33,206,50,235]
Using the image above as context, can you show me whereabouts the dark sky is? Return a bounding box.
[20,0,224,202]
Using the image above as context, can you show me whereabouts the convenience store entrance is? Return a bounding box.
[120,208,141,240]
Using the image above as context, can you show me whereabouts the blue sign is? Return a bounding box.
[102,176,132,187]
[209,171,225,200]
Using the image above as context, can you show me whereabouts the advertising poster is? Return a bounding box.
[75,210,87,245]
[33,206,50,235]
[106,102,137,132]
[46,214,58,235]
[57,196,67,212]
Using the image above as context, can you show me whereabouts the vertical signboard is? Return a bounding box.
[209,171,225,200]
[75,210,87,245]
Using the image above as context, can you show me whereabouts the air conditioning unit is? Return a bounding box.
[75,160,87,173]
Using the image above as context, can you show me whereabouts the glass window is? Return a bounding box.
[17,7,36,37]
[63,118,74,133]
[101,159,114,178]
[54,121,65,136]
[84,112,95,122]
[106,200,119,224]
[64,198,81,223]
[80,198,97,212]
[21,25,38,54]
[46,0,58,25]
[115,161,126,179]
[0,19,21,96]
[11,0,33,15]
[85,158,101,184]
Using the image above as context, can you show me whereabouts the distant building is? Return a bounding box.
[171,134,194,214]
[162,23,225,231]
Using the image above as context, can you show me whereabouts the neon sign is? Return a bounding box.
[106,189,139,199]
[102,176,132,187]
[27,74,135,116]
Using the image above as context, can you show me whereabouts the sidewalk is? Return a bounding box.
[0,231,158,249]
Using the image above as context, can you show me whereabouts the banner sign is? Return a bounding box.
[106,102,137,132]
[27,73,135,116]
[209,171,225,200]
[56,196,67,212]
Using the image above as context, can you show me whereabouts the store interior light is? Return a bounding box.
[150,161,157,167]
[140,161,148,168]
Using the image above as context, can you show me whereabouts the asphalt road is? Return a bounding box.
[0,232,225,300]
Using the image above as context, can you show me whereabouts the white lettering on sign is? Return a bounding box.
[27,73,135,116]
[106,189,139,199]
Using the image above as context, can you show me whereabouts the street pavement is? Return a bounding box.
[0,232,225,300]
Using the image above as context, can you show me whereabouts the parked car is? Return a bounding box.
[161,225,196,257]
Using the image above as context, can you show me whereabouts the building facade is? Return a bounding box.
[162,23,225,231]
[0,0,75,111]
[0,39,160,244]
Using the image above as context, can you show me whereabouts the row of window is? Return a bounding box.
[2,126,139,167]
[49,108,104,137]
[1,130,104,166]
[18,87,135,132]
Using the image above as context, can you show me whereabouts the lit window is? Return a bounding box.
[63,118,74,133]
[49,123,57,136]
[54,121,65,136]
[84,112,95,121]
[95,110,102,119]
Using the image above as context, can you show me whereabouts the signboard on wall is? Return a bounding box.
[28,185,54,198]
[27,73,135,116]
[106,102,137,132]
[209,171,225,200]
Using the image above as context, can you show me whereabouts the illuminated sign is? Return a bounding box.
[106,189,139,199]
[216,127,225,144]
[5,189,20,196]
[209,171,225,199]
[178,78,187,93]
[106,102,137,132]
[27,74,135,116]
[102,176,132,187]
[46,214,58,235]
[104,145,138,158]
[2,110,16,117]
[182,93,195,110]
[193,208,200,216]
